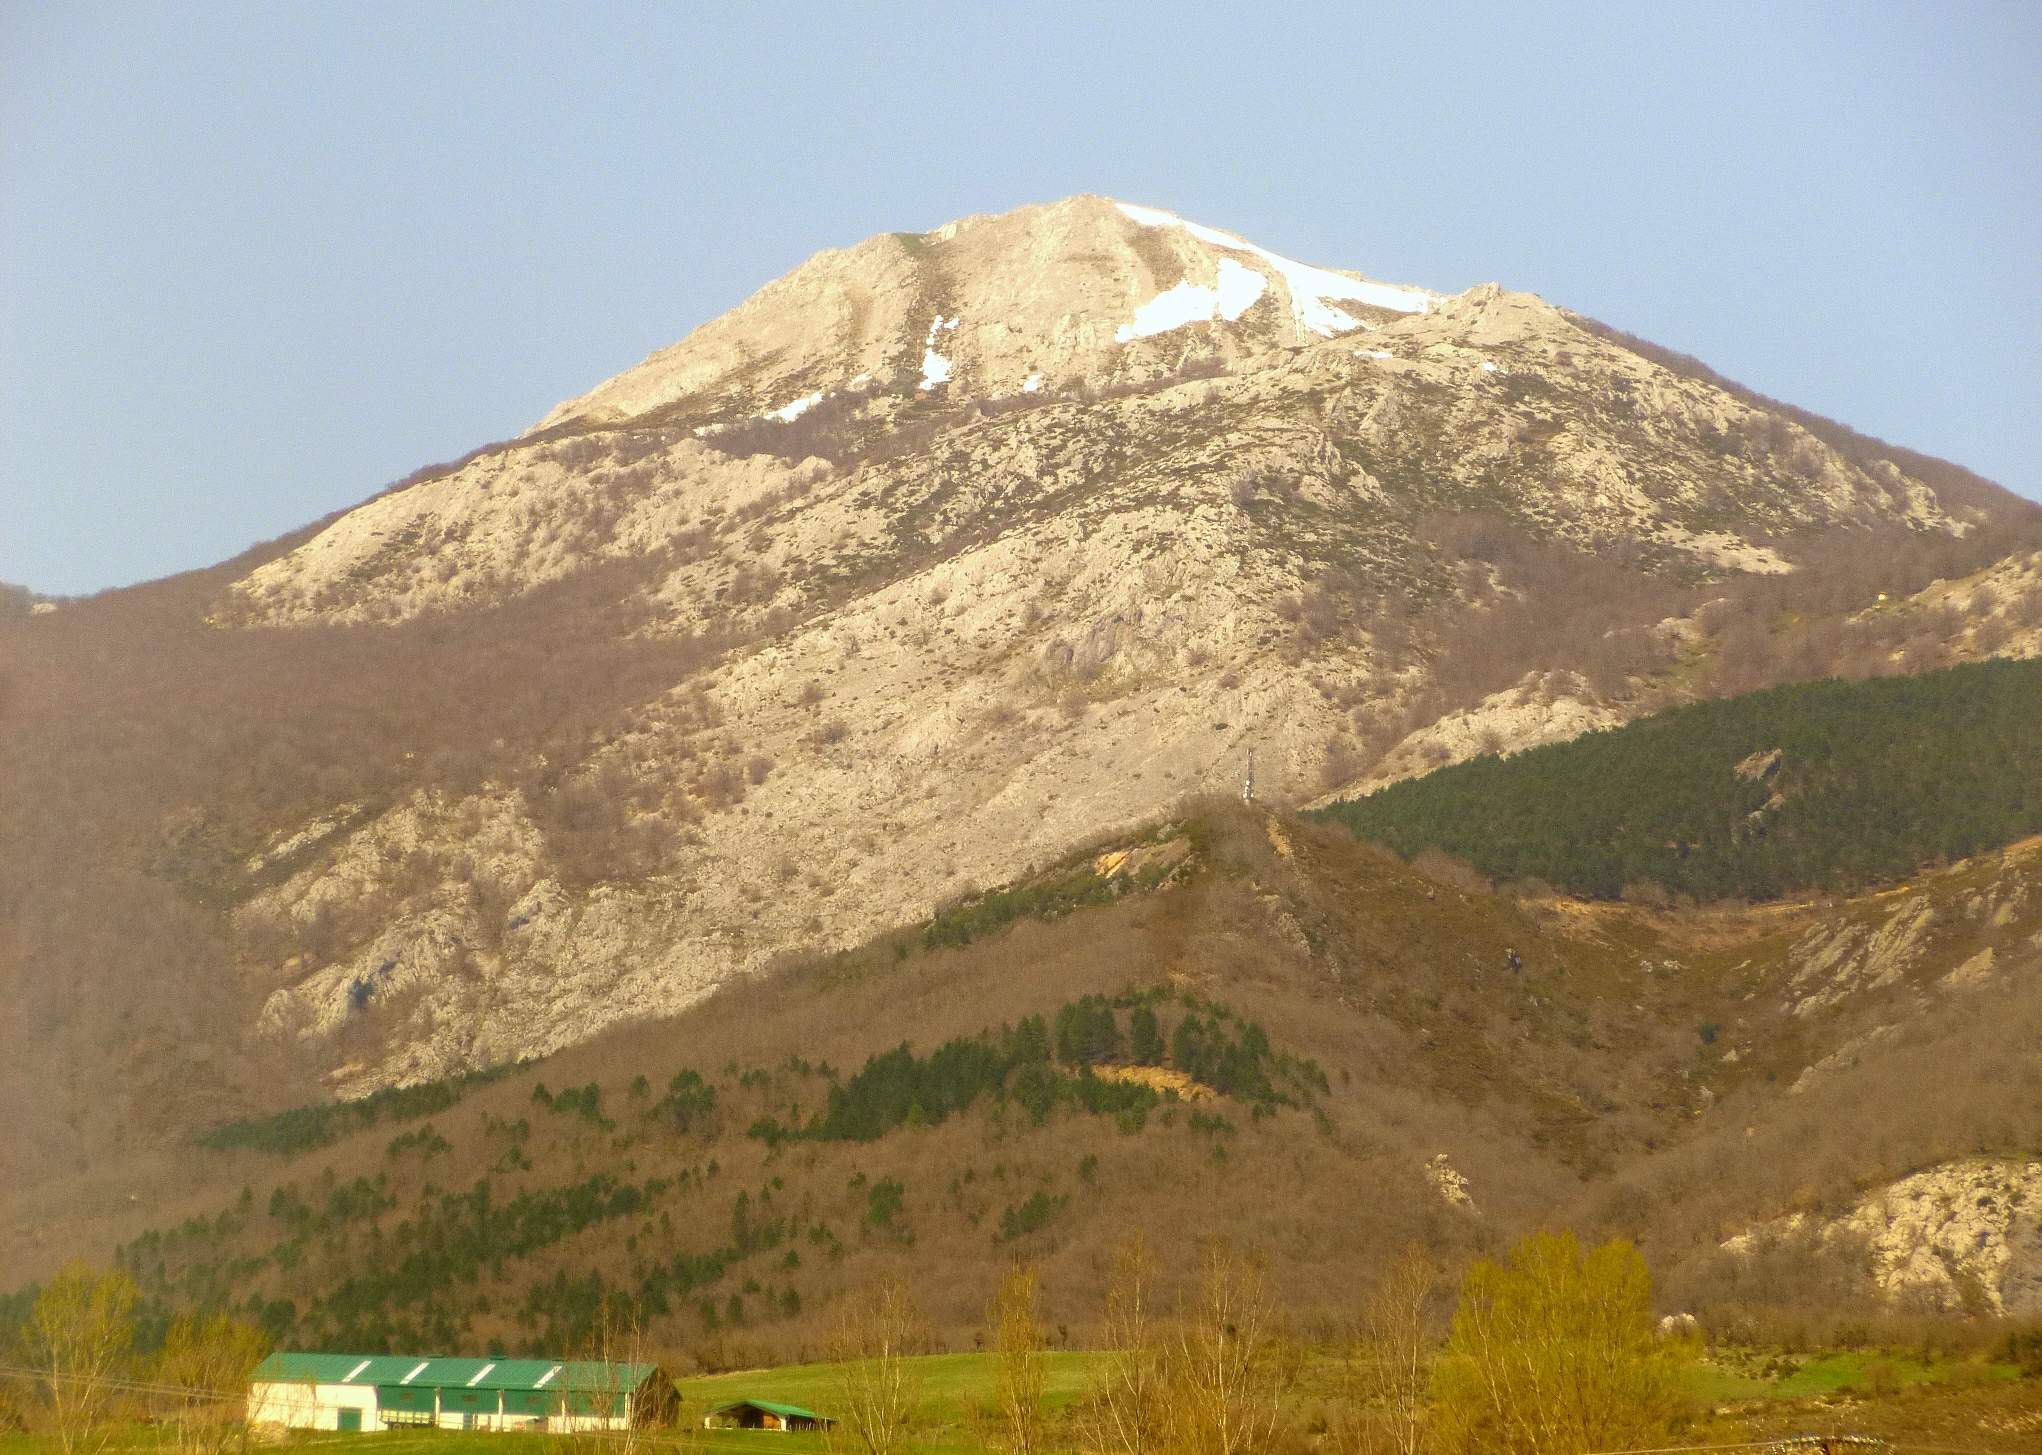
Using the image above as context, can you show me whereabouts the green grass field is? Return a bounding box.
[1,1347,2027,1453]
[676,1349,1103,1415]
[1688,1347,2022,1403]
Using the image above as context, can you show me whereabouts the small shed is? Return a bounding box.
[703,1398,834,1432]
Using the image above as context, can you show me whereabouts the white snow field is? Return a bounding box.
[1115,200,1433,336]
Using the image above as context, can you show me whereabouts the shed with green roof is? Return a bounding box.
[247,1351,678,1433]
[703,1397,834,1431]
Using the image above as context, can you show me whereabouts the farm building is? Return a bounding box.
[703,1398,833,1431]
[247,1352,678,1433]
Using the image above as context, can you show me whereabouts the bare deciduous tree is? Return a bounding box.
[1350,1244,1440,1455]
[1162,1246,1287,1455]
[1084,1236,1166,1455]
[23,1260,137,1455]
[988,1263,1050,1455]
[563,1303,669,1455]
[155,1313,268,1455]
[828,1277,925,1455]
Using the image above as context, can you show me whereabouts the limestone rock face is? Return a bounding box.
[227,195,1977,634]
[200,195,2034,1092]
[1728,1159,2042,1315]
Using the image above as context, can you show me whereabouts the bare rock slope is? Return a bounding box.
[181,197,2042,1096]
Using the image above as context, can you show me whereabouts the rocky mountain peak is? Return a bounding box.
[533,194,1468,434]
[184,193,2042,1104]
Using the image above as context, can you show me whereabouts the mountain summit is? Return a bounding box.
[7,197,2039,1200]
[228,194,1990,632]
[535,195,1444,434]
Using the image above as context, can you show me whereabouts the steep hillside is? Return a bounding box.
[6,807,2037,1358]
[1316,656,2042,899]
[5,195,2039,1202]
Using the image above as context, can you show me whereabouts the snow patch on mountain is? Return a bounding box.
[768,390,825,422]
[1115,257,1269,343]
[1115,200,1434,336]
[919,314,960,390]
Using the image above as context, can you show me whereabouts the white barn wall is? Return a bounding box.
[247,1380,381,1432]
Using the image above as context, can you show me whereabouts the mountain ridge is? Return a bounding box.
[6,193,2040,1212]
[8,801,2038,1348]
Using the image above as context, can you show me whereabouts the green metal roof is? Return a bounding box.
[255,1353,379,1384]
[708,1398,828,1421]
[255,1352,660,1393]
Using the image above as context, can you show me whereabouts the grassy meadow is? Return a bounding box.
[4,1344,2034,1454]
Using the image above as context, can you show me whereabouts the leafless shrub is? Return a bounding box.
[691,764,744,810]
[723,564,781,607]
[1619,879,1673,909]
[548,437,606,471]
[1410,848,1491,895]
[1320,736,1366,794]
[704,381,884,465]
[608,431,670,467]
[1298,587,1341,642]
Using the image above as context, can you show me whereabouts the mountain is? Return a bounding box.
[6,804,2037,1355]
[5,195,2040,1223]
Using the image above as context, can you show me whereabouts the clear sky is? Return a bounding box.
[3,2,2038,596]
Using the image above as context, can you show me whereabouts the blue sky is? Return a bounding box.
[3,2,2039,595]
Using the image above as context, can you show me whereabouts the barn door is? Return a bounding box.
[337,1409,362,1433]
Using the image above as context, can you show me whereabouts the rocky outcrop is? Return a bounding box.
[1727,1159,2042,1315]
